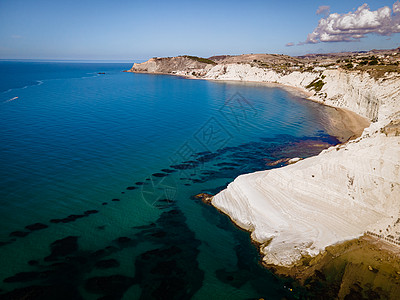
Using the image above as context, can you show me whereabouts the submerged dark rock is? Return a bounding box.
[85,275,133,297]
[44,236,79,261]
[220,166,235,170]
[150,260,178,276]
[25,223,49,231]
[28,260,39,266]
[161,169,176,173]
[49,209,98,224]
[91,249,107,258]
[170,163,194,170]
[9,231,30,237]
[132,204,204,299]
[4,271,45,283]
[196,151,212,156]
[115,237,132,245]
[196,152,219,163]
[152,172,168,177]
[94,259,120,269]
[214,162,241,167]
[192,179,203,183]
[151,230,167,238]
[0,285,83,300]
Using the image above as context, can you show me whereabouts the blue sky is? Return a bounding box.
[0,0,399,60]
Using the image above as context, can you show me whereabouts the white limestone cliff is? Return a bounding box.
[129,57,400,266]
[204,64,400,123]
[213,131,400,266]
[129,56,214,76]
[206,63,400,267]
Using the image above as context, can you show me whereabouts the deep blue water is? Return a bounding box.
[0,61,339,299]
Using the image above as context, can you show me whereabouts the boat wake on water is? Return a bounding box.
[3,96,19,103]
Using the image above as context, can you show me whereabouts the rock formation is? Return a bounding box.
[129,55,400,267]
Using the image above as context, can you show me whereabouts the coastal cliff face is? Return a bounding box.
[128,56,215,76]
[129,56,400,268]
[213,131,400,266]
[131,57,399,125]
[205,63,400,266]
[203,64,400,124]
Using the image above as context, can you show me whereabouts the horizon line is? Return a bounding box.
[1,46,399,63]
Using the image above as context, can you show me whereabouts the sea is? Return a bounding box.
[0,61,341,299]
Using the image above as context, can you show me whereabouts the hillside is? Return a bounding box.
[128,50,400,270]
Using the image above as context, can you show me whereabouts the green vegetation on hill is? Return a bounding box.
[335,54,400,78]
[306,78,325,92]
[183,55,217,65]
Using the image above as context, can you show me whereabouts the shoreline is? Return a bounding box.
[200,78,371,143]
[324,107,370,143]
[128,57,400,298]
[128,65,400,297]
[128,69,369,144]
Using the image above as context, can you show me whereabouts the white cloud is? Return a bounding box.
[302,1,400,44]
[316,5,330,16]
[285,42,295,47]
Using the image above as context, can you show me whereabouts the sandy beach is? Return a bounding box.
[204,78,371,144]
[324,107,371,142]
[129,57,400,298]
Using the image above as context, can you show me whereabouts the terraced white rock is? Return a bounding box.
[130,57,400,266]
[207,63,400,267]
[213,133,400,266]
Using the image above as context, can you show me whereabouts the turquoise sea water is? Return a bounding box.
[0,61,339,299]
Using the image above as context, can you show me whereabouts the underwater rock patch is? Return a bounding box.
[0,285,83,300]
[4,271,45,283]
[161,169,176,173]
[152,172,168,177]
[28,260,39,266]
[84,210,98,215]
[94,259,120,269]
[44,236,79,261]
[85,275,133,297]
[132,204,204,299]
[25,223,49,231]
[9,231,30,238]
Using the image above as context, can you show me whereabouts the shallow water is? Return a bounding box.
[0,61,340,299]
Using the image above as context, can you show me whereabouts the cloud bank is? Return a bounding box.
[303,1,400,44]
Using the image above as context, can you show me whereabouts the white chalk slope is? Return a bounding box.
[214,133,400,266]
[209,64,400,267]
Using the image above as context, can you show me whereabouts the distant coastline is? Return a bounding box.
[127,51,400,296]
